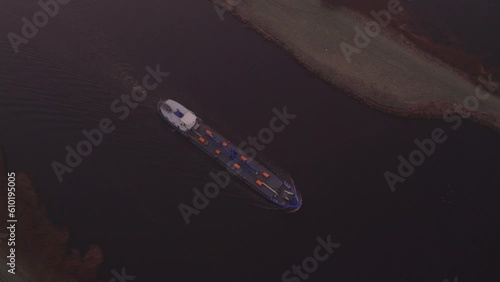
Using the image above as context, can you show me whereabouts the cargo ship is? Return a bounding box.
[158,99,301,209]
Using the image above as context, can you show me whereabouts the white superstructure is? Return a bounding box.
[159,99,197,131]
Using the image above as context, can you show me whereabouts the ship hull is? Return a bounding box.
[158,99,301,209]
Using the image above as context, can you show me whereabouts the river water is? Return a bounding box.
[0,0,499,281]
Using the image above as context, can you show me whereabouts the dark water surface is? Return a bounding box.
[1,0,499,281]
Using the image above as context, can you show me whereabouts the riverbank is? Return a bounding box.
[212,0,500,131]
[0,150,103,281]
[322,0,500,82]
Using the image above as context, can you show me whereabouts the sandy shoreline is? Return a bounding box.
[212,0,500,131]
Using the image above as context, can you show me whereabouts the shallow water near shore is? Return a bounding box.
[1,0,499,281]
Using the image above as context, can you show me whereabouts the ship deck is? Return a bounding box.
[184,121,298,207]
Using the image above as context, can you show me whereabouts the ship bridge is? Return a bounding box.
[180,112,197,130]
